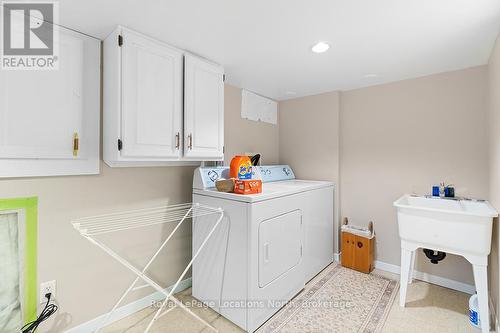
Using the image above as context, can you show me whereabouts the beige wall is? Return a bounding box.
[0,83,278,331]
[278,67,489,286]
[340,66,489,284]
[279,92,341,253]
[488,34,500,329]
[224,84,279,165]
[0,164,196,332]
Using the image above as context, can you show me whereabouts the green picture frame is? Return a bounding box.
[0,197,38,324]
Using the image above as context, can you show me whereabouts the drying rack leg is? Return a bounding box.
[93,207,195,332]
[145,213,224,333]
[86,209,224,333]
[145,295,217,333]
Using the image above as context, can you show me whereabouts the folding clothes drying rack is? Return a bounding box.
[72,203,224,333]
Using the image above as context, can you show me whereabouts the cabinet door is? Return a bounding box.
[121,28,183,159]
[341,232,355,268]
[0,20,100,177]
[353,236,373,273]
[184,54,224,159]
[0,25,91,159]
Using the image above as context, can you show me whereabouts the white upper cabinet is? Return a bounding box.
[0,21,100,178]
[104,26,224,167]
[121,28,183,159]
[183,54,225,160]
[104,27,183,165]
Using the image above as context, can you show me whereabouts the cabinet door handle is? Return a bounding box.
[73,132,79,157]
[188,133,193,150]
[175,132,180,149]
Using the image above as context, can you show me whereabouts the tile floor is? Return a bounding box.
[102,269,482,333]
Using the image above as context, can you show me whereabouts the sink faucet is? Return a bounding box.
[439,182,445,198]
[431,182,455,198]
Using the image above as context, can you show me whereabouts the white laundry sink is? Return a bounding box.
[394,194,498,333]
[394,194,497,256]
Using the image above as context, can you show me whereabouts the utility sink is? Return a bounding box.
[394,194,498,333]
[394,195,497,257]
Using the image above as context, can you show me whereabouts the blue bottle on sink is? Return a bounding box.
[432,186,440,196]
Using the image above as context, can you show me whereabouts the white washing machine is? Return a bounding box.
[192,165,334,332]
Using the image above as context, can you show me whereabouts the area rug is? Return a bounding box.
[257,263,399,333]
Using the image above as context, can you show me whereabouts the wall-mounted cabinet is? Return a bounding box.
[184,54,224,160]
[104,26,224,167]
[0,22,100,178]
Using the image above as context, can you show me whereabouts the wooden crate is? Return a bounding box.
[341,218,374,273]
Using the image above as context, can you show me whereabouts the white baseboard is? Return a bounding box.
[65,278,192,333]
[335,251,475,295]
[373,260,476,295]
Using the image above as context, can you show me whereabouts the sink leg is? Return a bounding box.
[472,264,490,333]
[409,250,415,284]
[399,248,412,307]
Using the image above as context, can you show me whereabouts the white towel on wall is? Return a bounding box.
[0,213,22,333]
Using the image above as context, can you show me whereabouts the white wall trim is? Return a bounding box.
[64,278,192,333]
[336,252,475,295]
[373,260,476,295]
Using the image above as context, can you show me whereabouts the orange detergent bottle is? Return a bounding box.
[230,156,253,180]
[230,156,262,194]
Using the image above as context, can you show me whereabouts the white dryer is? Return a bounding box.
[192,165,334,332]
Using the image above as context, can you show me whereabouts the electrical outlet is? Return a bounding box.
[39,280,56,302]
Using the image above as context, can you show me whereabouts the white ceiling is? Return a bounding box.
[59,0,500,100]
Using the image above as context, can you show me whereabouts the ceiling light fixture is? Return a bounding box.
[364,73,378,78]
[311,41,330,53]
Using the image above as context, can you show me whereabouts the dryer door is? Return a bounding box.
[248,194,305,332]
[259,210,302,287]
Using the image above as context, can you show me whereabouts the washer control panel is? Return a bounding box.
[194,165,295,189]
[258,165,295,183]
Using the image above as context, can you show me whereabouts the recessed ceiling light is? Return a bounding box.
[364,74,378,78]
[311,42,330,53]
[285,91,297,95]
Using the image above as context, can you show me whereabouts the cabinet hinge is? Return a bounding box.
[118,139,123,151]
[223,74,226,82]
[223,146,225,154]
[118,35,123,47]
